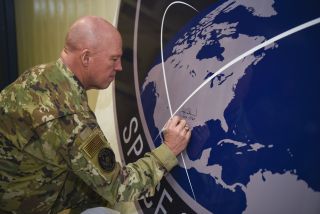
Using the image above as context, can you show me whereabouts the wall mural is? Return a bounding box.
[115,0,320,213]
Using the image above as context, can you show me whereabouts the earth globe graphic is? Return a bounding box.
[140,0,320,213]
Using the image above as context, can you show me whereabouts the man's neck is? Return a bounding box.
[60,50,88,90]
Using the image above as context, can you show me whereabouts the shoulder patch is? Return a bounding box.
[83,134,104,158]
[98,148,116,172]
[78,128,104,158]
[77,128,116,172]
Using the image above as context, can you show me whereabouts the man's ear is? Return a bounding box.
[80,49,90,68]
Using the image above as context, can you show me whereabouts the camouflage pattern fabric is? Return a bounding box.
[0,59,178,214]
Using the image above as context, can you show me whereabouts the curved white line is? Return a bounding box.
[172,17,320,116]
[133,1,208,209]
[160,1,198,202]
[161,1,198,116]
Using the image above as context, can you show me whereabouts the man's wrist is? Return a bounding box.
[151,143,178,172]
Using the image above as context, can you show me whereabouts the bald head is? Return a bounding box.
[60,16,123,90]
[64,16,119,52]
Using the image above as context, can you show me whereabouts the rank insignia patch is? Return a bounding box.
[98,147,115,172]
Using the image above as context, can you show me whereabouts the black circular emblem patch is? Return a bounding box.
[98,148,115,172]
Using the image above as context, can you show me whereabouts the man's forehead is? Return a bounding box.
[95,46,122,56]
[109,47,123,57]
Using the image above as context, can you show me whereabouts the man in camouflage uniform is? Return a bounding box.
[0,16,191,213]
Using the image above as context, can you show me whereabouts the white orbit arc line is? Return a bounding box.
[161,1,198,116]
[170,17,320,117]
[160,1,198,202]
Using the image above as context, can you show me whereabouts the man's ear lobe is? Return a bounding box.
[81,49,90,67]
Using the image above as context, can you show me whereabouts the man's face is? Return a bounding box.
[88,35,123,89]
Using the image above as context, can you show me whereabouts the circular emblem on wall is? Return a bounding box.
[116,0,320,213]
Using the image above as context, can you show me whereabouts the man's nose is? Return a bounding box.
[115,59,122,72]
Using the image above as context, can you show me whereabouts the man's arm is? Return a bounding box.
[39,111,190,205]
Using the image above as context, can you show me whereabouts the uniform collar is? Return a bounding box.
[56,58,86,95]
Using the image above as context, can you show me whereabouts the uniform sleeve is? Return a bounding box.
[41,111,178,205]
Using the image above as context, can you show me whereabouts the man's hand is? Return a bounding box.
[163,116,191,156]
